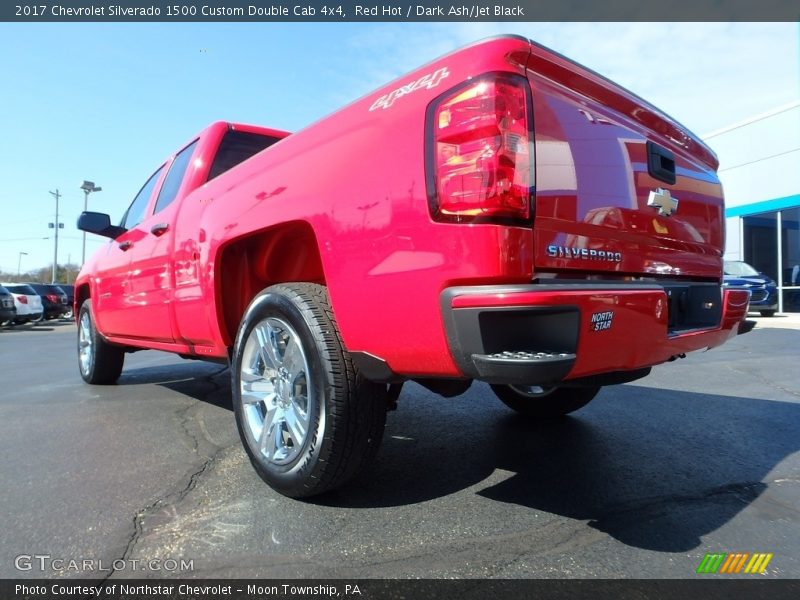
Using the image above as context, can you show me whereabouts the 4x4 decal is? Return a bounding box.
[369,67,450,111]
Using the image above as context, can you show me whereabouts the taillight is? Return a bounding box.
[47,294,59,303]
[19,295,28,304]
[426,73,533,223]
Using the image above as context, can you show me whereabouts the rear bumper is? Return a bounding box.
[16,310,43,323]
[441,283,750,385]
[0,307,16,321]
[43,305,67,319]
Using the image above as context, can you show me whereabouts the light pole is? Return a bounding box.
[49,189,63,284]
[80,181,102,264]
[17,251,27,277]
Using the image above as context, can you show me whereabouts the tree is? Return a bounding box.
[0,262,80,284]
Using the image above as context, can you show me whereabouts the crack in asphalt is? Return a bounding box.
[177,404,201,452]
[99,445,230,582]
[99,366,233,582]
[493,523,606,576]
[723,363,800,400]
[96,455,222,585]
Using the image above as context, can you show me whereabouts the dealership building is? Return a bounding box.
[703,100,800,313]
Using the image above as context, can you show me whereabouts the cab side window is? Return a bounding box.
[154,140,198,214]
[208,131,280,181]
[122,166,165,230]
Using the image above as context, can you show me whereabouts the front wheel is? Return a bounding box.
[77,300,125,384]
[231,283,387,498]
[491,384,600,418]
[760,310,776,317]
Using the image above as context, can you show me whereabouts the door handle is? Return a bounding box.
[118,240,132,251]
[150,223,169,237]
[646,141,676,185]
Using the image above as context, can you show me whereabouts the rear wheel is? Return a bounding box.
[232,283,387,498]
[77,300,124,384]
[491,383,600,418]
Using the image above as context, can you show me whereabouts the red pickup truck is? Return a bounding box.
[76,35,751,498]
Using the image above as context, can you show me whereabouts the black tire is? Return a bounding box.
[760,310,776,317]
[232,283,387,498]
[491,384,600,418]
[77,299,124,385]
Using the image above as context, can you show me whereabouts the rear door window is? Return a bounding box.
[154,140,199,214]
[122,166,165,229]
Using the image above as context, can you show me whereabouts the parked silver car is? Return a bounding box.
[0,283,44,324]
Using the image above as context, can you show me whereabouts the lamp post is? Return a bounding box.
[49,189,63,284]
[80,180,102,264]
[17,252,27,278]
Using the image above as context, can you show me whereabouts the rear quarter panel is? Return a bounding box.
[197,37,536,375]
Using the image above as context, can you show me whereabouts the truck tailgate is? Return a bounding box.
[525,42,724,280]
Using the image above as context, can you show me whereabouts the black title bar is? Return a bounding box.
[4,0,800,22]
[4,579,800,600]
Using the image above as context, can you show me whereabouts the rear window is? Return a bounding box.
[29,284,65,295]
[5,284,37,295]
[0,285,9,294]
[724,261,759,277]
[207,130,281,181]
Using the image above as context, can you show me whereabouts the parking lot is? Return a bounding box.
[1,316,799,579]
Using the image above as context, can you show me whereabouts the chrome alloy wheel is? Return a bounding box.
[239,317,314,466]
[78,311,93,376]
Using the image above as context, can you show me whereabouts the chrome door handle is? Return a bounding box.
[150,223,169,236]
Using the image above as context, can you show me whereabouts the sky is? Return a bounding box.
[0,22,798,275]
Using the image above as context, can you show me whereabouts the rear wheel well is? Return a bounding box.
[217,221,326,346]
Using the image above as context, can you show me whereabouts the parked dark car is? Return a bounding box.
[57,283,75,318]
[723,260,779,317]
[25,283,69,320]
[0,284,17,325]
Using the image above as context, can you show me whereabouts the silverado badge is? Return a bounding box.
[647,188,679,217]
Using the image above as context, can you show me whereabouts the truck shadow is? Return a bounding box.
[321,382,799,553]
[120,361,233,412]
[118,362,798,553]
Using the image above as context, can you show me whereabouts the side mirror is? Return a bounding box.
[77,211,127,240]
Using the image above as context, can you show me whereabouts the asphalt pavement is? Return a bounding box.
[1,316,799,579]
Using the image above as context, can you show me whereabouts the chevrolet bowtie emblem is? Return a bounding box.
[647,187,679,217]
